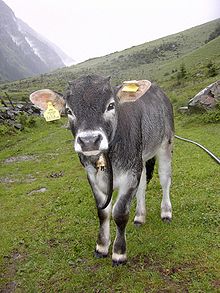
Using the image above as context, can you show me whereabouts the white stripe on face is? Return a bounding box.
[74,129,109,156]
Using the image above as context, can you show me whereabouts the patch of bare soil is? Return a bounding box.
[212,279,220,289]
[0,175,36,184]
[0,250,27,293]
[4,155,37,164]
[0,178,16,184]
[68,254,109,274]
[129,254,191,292]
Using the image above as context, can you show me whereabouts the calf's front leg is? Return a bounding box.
[112,175,140,266]
[95,204,112,258]
[87,166,112,257]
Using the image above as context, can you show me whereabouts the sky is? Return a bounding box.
[3,0,220,63]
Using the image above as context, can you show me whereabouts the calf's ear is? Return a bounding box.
[29,89,65,112]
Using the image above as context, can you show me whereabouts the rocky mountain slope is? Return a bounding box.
[0,0,75,81]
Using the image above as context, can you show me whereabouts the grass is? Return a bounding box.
[0,18,219,99]
[0,116,219,292]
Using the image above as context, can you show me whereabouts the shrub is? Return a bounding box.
[17,113,37,128]
[206,23,220,43]
[206,60,217,77]
[0,124,15,135]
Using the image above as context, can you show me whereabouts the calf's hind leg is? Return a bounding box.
[134,158,156,226]
[134,166,146,226]
[157,140,173,221]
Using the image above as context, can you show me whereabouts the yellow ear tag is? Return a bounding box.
[122,83,139,93]
[43,102,61,122]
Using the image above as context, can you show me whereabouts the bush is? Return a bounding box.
[202,102,220,123]
[206,61,217,77]
[176,63,187,85]
[17,113,37,128]
[206,23,220,43]
[0,124,15,135]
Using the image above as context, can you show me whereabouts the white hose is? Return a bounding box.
[175,135,220,165]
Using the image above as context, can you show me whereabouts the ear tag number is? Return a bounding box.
[43,102,61,122]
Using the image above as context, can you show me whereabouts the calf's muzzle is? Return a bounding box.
[77,134,102,152]
[74,130,109,156]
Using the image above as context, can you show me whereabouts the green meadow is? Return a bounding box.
[0,115,219,292]
[0,18,220,292]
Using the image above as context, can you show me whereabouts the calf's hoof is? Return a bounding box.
[134,215,145,227]
[112,259,127,267]
[134,220,144,228]
[94,249,108,259]
[162,217,172,223]
[161,210,172,223]
[112,253,127,266]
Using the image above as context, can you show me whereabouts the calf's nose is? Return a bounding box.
[77,134,102,151]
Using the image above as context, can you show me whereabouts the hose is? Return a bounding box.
[175,135,220,164]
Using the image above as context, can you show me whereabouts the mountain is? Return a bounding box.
[17,19,75,67]
[0,0,74,82]
[0,18,220,106]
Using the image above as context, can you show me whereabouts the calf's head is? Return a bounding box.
[30,75,118,157]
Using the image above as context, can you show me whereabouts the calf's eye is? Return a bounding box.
[66,108,73,115]
[107,102,115,111]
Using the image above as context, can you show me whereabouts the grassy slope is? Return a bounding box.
[160,36,220,108]
[0,117,219,292]
[0,18,219,100]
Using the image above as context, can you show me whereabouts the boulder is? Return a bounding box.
[188,80,220,112]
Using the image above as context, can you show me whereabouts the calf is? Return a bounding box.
[30,74,174,265]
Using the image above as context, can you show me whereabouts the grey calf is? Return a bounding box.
[30,74,174,265]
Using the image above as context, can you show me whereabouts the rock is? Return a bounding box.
[14,123,23,130]
[178,106,189,114]
[188,80,220,112]
[0,98,41,130]
[6,109,15,119]
[28,187,47,195]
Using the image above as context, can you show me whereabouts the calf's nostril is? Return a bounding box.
[77,136,86,146]
[77,134,103,148]
[94,134,102,144]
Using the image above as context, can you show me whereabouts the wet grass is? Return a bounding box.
[0,117,219,292]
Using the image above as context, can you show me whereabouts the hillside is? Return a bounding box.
[0,18,220,106]
[0,0,74,82]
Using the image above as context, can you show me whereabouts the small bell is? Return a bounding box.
[96,154,107,171]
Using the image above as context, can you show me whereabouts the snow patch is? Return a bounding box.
[10,34,22,46]
[25,36,46,64]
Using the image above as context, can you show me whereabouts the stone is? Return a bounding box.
[188,80,220,112]
[178,106,189,114]
[0,98,41,130]
[28,187,47,195]
[14,123,23,130]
